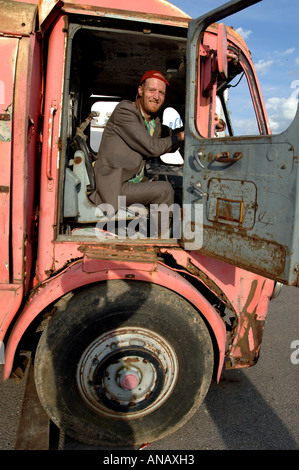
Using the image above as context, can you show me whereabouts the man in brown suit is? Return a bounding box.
[89,71,184,227]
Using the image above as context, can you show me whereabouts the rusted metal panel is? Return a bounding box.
[35,15,66,282]
[0,26,41,343]
[62,0,190,20]
[36,0,190,30]
[0,36,19,283]
[0,0,37,36]
[159,247,275,369]
[61,3,190,28]
[79,243,158,263]
[38,0,61,28]
[199,226,286,278]
[184,0,299,285]
[16,34,42,293]
[225,278,271,369]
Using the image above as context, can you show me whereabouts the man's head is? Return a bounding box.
[138,71,169,119]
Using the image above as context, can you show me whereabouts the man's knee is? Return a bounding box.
[154,181,174,205]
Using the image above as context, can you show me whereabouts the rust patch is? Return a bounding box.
[226,280,266,369]
[160,248,234,310]
[62,2,190,27]
[123,357,140,364]
[0,0,37,36]
[0,114,11,121]
[79,243,158,263]
[185,258,234,310]
[199,225,286,278]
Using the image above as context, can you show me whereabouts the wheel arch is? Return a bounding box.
[3,259,226,382]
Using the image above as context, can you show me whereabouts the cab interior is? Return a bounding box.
[59,17,188,237]
[59,16,254,238]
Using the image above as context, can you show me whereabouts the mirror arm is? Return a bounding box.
[192,0,262,32]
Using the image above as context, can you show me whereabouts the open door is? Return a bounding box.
[183,0,299,286]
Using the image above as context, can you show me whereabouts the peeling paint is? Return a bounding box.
[0,105,12,141]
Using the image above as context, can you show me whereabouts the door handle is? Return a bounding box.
[190,182,207,197]
[193,150,205,168]
[215,151,243,163]
[46,101,58,181]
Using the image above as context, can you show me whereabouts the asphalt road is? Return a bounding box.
[1,284,298,451]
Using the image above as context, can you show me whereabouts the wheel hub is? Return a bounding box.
[76,327,178,419]
[119,371,139,390]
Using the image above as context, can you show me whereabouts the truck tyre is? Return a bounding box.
[34,280,214,447]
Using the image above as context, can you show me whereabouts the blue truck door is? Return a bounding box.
[183,0,299,286]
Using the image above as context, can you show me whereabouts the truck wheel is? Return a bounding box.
[34,280,214,447]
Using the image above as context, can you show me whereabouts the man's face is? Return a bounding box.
[138,78,166,118]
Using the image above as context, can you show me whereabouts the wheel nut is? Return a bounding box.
[121,373,139,390]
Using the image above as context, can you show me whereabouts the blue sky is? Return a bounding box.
[170,0,299,134]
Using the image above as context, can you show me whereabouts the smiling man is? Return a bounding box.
[89,71,184,227]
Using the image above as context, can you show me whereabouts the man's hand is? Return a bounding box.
[176,131,185,142]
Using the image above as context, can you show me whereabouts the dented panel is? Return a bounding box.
[0,36,19,283]
[0,0,37,36]
[225,278,272,369]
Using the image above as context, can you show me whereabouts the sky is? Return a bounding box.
[170,0,299,135]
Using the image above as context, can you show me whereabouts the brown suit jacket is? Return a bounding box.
[89,99,180,211]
